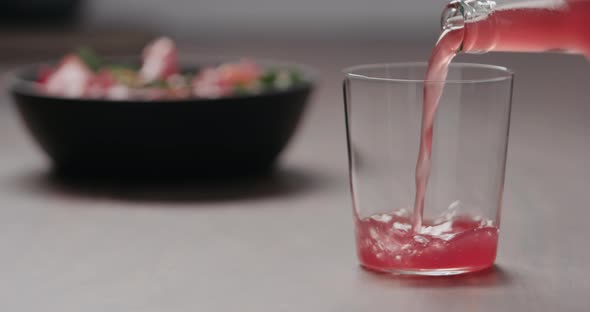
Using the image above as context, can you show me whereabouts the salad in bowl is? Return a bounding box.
[37,37,304,100]
[9,37,314,178]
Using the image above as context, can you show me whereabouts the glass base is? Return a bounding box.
[361,263,493,276]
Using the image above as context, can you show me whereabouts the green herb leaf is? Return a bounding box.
[144,79,169,89]
[234,84,251,95]
[260,69,278,88]
[289,69,303,85]
[108,63,139,71]
[76,47,103,72]
[106,66,140,87]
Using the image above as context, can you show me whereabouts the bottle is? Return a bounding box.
[441,0,590,56]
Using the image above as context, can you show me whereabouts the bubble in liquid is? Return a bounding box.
[393,222,412,232]
[370,214,393,223]
[413,235,430,246]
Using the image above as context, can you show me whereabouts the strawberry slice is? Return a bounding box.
[37,65,55,84]
[139,37,179,83]
[87,69,134,100]
[86,69,117,98]
[44,54,93,98]
[218,59,261,86]
[192,67,234,99]
[192,60,263,98]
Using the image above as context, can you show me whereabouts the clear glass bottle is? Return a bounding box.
[442,0,590,56]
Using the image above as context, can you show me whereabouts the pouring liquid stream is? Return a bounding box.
[355,0,590,273]
[412,0,590,232]
[412,27,465,231]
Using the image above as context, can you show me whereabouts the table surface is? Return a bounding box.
[1,40,589,311]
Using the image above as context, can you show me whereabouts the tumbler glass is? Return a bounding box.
[343,62,513,275]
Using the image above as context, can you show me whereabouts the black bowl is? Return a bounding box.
[9,60,314,179]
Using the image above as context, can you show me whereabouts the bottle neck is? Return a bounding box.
[442,0,496,30]
[443,0,567,22]
[441,0,496,53]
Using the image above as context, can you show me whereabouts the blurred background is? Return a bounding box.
[80,0,442,40]
[0,0,447,61]
[2,2,590,310]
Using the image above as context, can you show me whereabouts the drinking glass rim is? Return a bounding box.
[343,62,514,84]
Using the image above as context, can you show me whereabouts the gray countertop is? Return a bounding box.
[1,41,589,311]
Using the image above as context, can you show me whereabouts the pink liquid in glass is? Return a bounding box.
[357,0,590,273]
[356,210,498,273]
